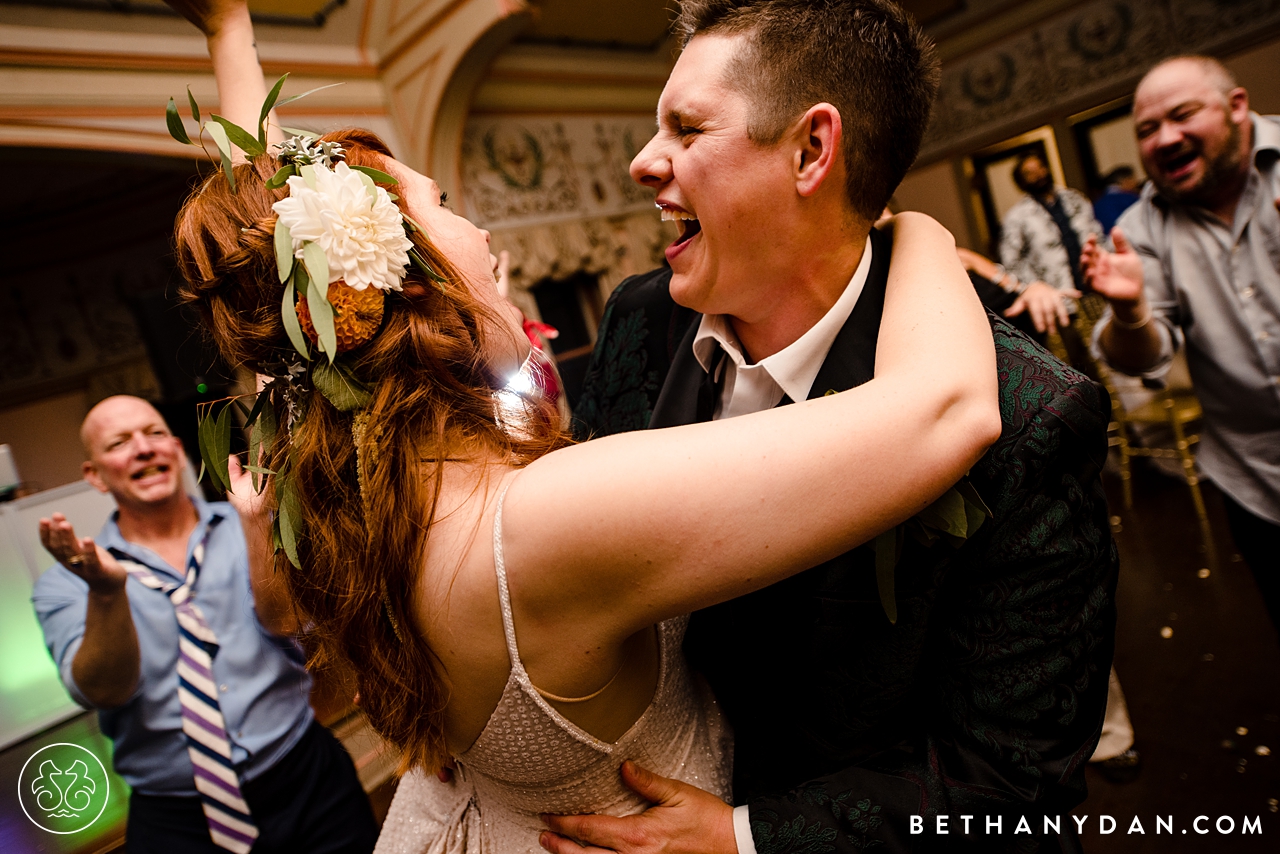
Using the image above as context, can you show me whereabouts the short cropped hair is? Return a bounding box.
[675,0,940,221]
[1140,54,1238,100]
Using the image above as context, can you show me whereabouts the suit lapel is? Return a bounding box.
[650,227,892,426]
[805,228,892,400]
[650,318,717,428]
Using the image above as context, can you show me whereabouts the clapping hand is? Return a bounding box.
[1081,227,1145,306]
[38,513,127,594]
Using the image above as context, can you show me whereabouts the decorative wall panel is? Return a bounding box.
[461,114,658,230]
[920,0,1280,160]
[0,243,163,402]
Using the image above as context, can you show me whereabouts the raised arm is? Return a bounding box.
[1082,227,1165,372]
[508,212,1000,641]
[226,456,301,636]
[38,514,140,708]
[166,0,283,153]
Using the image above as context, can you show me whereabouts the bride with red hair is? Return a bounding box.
[160,2,999,852]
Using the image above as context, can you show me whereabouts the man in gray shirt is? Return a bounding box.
[1085,55,1280,631]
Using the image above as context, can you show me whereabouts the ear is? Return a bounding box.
[1227,86,1250,125]
[792,103,842,198]
[82,460,109,495]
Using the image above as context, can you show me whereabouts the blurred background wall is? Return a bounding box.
[3,0,1280,480]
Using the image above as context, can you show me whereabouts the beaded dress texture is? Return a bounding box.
[374,485,733,854]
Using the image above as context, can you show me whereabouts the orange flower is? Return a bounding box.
[296,280,385,354]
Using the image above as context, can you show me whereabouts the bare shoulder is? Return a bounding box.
[411,468,516,754]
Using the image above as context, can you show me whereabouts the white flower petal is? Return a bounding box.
[271,162,411,292]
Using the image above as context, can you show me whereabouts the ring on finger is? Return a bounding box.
[65,555,86,567]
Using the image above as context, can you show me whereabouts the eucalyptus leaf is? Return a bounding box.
[259,73,289,147]
[954,479,992,533]
[212,402,233,492]
[258,395,278,446]
[275,82,344,108]
[197,459,206,484]
[210,114,266,158]
[348,165,399,186]
[248,419,263,494]
[279,126,321,140]
[271,514,283,554]
[249,403,278,494]
[243,387,270,429]
[187,86,201,123]
[197,407,216,483]
[916,487,969,539]
[312,361,372,411]
[410,249,447,284]
[265,164,295,191]
[274,221,295,283]
[299,163,317,190]
[302,242,336,360]
[354,168,378,202]
[874,528,899,625]
[277,474,302,569]
[281,272,311,360]
[206,120,237,191]
[166,98,192,146]
[243,465,277,475]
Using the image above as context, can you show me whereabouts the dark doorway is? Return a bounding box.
[529,270,604,410]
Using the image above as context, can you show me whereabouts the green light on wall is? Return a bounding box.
[0,575,62,694]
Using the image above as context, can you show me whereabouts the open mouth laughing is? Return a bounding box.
[1155,145,1201,183]
[131,464,171,482]
[659,204,701,262]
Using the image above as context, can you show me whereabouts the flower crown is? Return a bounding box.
[168,76,446,576]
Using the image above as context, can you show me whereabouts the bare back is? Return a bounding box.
[417,468,666,755]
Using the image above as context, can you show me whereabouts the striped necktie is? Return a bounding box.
[109,517,260,854]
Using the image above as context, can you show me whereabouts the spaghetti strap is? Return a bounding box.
[491,473,625,703]
[491,475,524,673]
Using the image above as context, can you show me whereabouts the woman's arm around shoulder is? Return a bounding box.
[502,212,1000,645]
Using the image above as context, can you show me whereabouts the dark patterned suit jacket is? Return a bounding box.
[573,230,1119,853]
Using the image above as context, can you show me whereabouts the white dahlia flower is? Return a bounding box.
[272,161,414,292]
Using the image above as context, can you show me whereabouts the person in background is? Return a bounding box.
[957,245,1050,342]
[31,395,378,854]
[1084,54,1280,633]
[1000,152,1100,349]
[1093,165,1144,233]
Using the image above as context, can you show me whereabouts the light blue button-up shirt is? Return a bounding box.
[32,496,314,795]
[1095,114,1280,525]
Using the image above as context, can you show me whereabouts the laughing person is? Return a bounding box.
[32,396,377,854]
[1084,55,1280,631]
[563,2,1118,852]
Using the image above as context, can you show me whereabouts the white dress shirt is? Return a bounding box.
[693,236,874,421]
[690,236,873,854]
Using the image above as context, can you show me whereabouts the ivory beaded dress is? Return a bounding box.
[373,487,733,854]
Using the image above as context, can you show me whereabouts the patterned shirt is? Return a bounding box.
[1095,114,1280,525]
[1000,187,1102,307]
